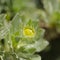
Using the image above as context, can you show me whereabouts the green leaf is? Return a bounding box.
[30,55,41,60]
[0,14,10,39]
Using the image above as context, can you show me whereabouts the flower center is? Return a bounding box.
[23,28,35,37]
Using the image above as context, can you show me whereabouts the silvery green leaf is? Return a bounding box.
[3,52,20,60]
[0,14,10,39]
[30,55,41,60]
[24,39,49,53]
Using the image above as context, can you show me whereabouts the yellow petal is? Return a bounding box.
[23,28,35,37]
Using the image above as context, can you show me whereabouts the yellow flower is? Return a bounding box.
[23,28,35,37]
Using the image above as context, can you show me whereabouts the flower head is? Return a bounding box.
[10,13,49,54]
[23,28,35,38]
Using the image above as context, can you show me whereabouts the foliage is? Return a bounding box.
[0,0,49,60]
[40,0,60,31]
[0,13,49,60]
[39,0,60,40]
[0,0,60,60]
